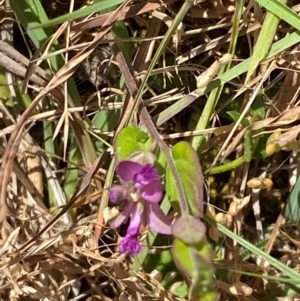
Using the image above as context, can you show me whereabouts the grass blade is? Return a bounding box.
[30,0,127,29]
[256,0,300,31]
[204,216,300,281]
[191,0,243,151]
[155,30,300,126]
[284,175,300,223]
[245,0,287,83]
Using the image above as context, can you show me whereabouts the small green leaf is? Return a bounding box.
[172,282,188,298]
[250,94,266,119]
[172,238,203,277]
[285,175,300,223]
[227,111,250,126]
[172,215,206,245]
[115,126,152,160]
[172,238,216,301]
[155,148,167,175]
[165,166,181,212]
[171,141,204,217]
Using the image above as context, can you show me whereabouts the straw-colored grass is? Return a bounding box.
[1,0,300,300]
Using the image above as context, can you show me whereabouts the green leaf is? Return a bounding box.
[285,175,300,223]
[227,111,250,126]
[165,166,181,212]
[172,282,188,298]
[172,238,210,277]
[171,141,204,217]
[172,238,216,301]
[172,215,206,245]
[115,126,152,160]
[250,94,266,119]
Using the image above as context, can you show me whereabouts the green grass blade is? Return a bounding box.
[127,0,195,124]
[11,0,61,205]
[245,0,287,83]
[256,0,300,31]
[91,0,130,155]
[10,0,51,47]
[204,215,300,281]
[190,0,243,151]
[155,30,300,126]
[285,175,300,222]
[11,0,99,205]
[30,0,127,29]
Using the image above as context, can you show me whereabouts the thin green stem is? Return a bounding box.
[127,0,194,124]
[190,0,244,152]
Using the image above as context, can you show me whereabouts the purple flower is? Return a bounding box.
[119,235,141,255]
[109,160,171,254]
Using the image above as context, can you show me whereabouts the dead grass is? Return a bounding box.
[1,0,300,300]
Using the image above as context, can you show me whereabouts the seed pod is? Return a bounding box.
[229,281,253,296]
[225,214,233,229]
[261,178,273,189]
[206,204,216,219]
[266,130,282,156]
[239,195,251,210]
[247,178,263,189]
[149,269,162,282]
[247,177,273,189]
[215,212,227,224]
[228,201,239,217]
[197,53,233,87]
[265,142,278,156]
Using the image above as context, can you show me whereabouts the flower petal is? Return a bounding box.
[116,161,143,182]
[119,235,141,255]
[134,164,158,186]
[109,185,127,203]
[146,203,172,235]
[127,202,143,236]
[110,202,134,228]
[141,180,163,203]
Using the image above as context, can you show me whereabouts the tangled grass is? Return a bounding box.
[1,0,300,300]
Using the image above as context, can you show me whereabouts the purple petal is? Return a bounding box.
[127,202,143,236]
[116,161,143,182]
[111,202,134,228]
[134,164,158,186]
[109,185,127,203]
[119,235,142,255]
[146,203,172,235]
[141,180,163,203]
